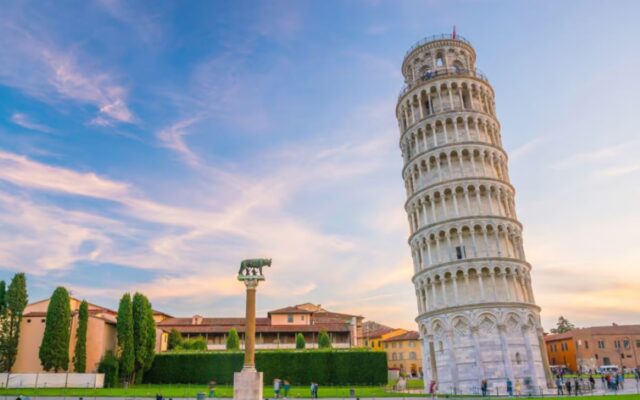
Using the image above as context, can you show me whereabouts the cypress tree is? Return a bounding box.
[318,330,331,349]
[295,333,306,349]
[117,293,135,383]
[0,273,28,372]
[132,293,156,383]
[168,329,182,350]
[0,281,6,313]
[39,287,71,372]
[226,328,240,350]
[73,300,88,372]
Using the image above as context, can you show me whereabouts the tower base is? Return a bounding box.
[233,368,263,400]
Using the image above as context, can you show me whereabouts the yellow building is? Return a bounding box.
[14,297,170,373]
[381,331,423,377]
[14,297,118,373]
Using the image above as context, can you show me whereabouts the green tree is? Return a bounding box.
[318,330,331,349]
[117,293,135,383]
[0,281,6,313]
[550,316,575,334]
[98,350,119,388]
[73,300,88,372]
[168,329,182,350]
[39,287,71,372]
[0,273,28,372]
[226,328,240,350]
[132,292,156,383]
[295,333,306,349]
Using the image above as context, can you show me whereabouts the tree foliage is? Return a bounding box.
[73,300,89,372]
[0,281,6,313]
[39,287,71,372]
[550,316,575,334]
[132,292,156,383]
[176,336,208,351]
[98,350,119,388]
[117,293,135,382]
[226,328,240,350]
[295,333,306,350]
[318,330,331,349]
[168,329,183,350]
[0,273,28,372]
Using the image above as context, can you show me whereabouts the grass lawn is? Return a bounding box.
[0,385,638,398]
[0,385,425,398]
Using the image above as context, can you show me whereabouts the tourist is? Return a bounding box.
[506,379,513,397]
[481,379,488,397]
[588,375,595,390]
[618,372,624,390]
[515,379,522,396]
[283,380,290,398]
[565,379,572,395]
[573,378,580,396]
[428,380,437,399]
[555,376,563,395]
[274,378,281,398]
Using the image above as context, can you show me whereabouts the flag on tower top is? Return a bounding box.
[453,25,457,39]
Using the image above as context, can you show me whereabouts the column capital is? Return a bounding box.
[242,279,261,289]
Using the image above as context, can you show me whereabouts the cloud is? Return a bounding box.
[552,140,640,170]
[595,164,640,178]
[156,117,202,167]
[0,20,135,125]
[10,113,53,133]
[509,136,547,161]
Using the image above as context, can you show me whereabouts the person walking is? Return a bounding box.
[283,380,290,399]
[565,379,572,396]
[618,373,624,390]
[481,379,488,397]
[573,378,581,396]
[556,376,564,395]
[588,375,595,391]
[506,379,513,397]
[515,379,522,396]
[428,380,437,399]
[274,378,281,399]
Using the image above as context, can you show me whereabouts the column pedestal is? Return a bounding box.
[233,369,263,400]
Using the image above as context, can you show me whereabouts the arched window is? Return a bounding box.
[436,55,444,68]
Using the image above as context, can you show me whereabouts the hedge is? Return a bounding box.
[143,349,387,385]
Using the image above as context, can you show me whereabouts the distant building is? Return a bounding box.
[362,321,397,349]
[382,330,423,377]
[14,297,169,373]
[545,324,640,373]
[158,303,364,350]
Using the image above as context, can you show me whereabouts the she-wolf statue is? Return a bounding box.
[238,258,272,276]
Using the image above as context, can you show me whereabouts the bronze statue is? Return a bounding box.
[238,258,272,278]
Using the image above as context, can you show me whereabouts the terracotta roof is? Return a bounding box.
[381,331,420,342]
[362,321,395,338]
[165,323,351,334]
[158,317,271,326]
[268,306,312,315]
[545,324,640,341]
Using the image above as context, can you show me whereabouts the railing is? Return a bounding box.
[398,67,489,99]
[404,34,473,59]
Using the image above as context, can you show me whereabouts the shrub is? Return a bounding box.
[176,336,208,351]
[318,330,331,349]
[144,349,387,385]
[295,333,305,350]
[168,329,182,350]
[226,329,240,350]
[98,350,120,388]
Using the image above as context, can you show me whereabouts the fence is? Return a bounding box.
[0,373,104,388]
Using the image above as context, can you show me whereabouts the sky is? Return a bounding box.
[0,0,639,331]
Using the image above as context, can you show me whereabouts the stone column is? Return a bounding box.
[243,279,258,369]
[537,327,555,388]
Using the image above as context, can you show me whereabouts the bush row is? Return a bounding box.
[143,349,387,385]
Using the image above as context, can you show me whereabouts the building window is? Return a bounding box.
[623,339,630,349]
[409,352,416,360]
[392,342,396,348]
[614,340,621,349]
[603,357,611,365]
[455,246,466,260]
[287,314,293,323]
[561,342,568,351]
[301,315,305,321]
[597,340,605,349]
[399,353,403,360]
[515,352,521,365]
[585,340,589,349]
[27,319,31,323]
[41,319,45,323]
[636,340,640,348]
[392,352,397,361]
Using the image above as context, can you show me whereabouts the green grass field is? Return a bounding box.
[0,385,638,399]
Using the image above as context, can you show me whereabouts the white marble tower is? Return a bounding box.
[396,34,553,394]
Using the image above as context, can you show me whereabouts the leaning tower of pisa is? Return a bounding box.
[397,34,553,394]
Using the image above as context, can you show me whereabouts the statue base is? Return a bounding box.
[233,367,263,400]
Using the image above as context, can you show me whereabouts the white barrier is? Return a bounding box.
[0,373,104,388]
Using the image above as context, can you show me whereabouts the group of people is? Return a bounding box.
[554,375,595,395]
[272,378,291,399]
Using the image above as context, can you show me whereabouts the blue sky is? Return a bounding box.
[1,0,639,329]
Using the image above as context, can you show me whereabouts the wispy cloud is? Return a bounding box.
[156,117,202,167]
[10,113,53,133]
[552,140,640,170]
[509,136,547,161]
